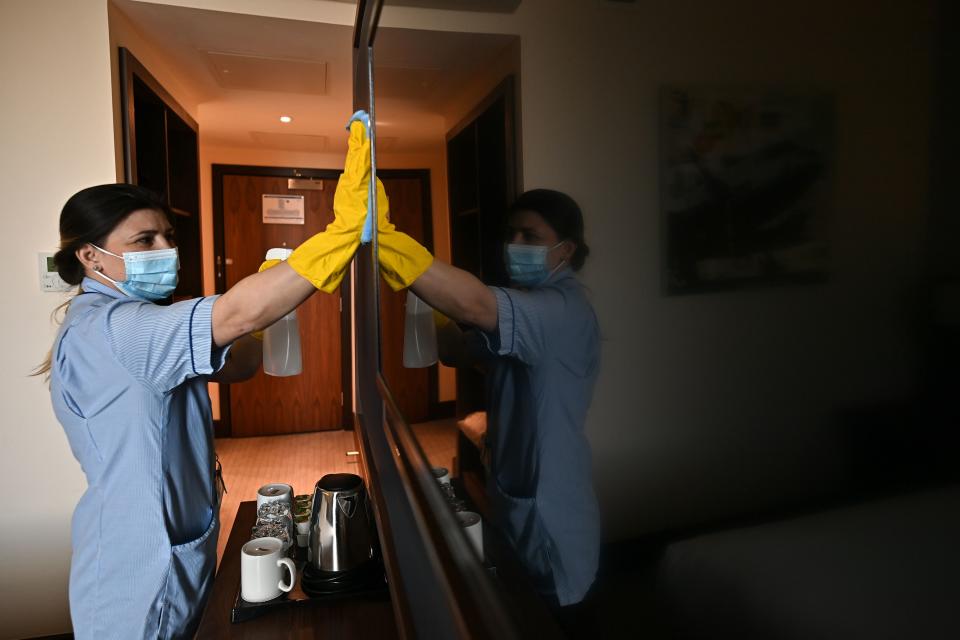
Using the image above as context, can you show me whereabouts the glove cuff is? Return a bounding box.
[288,231,360,293]
[378,231,434,291]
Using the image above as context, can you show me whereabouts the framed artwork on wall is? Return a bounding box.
[660,86,834,295]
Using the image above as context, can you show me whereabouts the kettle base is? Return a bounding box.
[301,557,385,598]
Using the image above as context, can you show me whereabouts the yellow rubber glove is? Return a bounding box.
[373,178,434,291]
[286,120,371,292]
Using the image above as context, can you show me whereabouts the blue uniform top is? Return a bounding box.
[50,277,230,639]
[482,268,601,606]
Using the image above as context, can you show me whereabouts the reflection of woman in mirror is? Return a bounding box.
[380,188,601,622]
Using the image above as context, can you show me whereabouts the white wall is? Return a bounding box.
[0,2,115,637]
[380,0,935,538]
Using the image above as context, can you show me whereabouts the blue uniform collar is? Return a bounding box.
[547,266,575,285]
[536,266,575,288]
[80,276,126,300]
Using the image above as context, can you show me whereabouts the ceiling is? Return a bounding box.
[113,0,516,153]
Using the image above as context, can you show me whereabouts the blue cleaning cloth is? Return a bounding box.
[345,109,371,131]
[346,110,375,244]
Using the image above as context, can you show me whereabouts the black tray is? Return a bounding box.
[230,545,389,624]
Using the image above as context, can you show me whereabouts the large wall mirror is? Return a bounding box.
[348,2,562,637]
[371,17,521,495]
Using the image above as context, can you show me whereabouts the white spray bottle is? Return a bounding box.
[262,247,303,377]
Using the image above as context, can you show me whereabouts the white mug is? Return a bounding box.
[241,537,296,603]
[457,511,483,560]
[257,483,293,508]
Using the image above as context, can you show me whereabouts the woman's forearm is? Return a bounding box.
[411,261,498,332]
[211,262,316,347]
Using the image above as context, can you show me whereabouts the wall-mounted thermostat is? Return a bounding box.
[38,252,71,292]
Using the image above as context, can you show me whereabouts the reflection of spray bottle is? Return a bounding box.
[403,291,438,368]
[262,248,303,377]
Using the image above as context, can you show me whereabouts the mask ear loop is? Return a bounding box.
[89,266,125,290]
[545,259,566,280]
[538,242,569,283]
[88,244,129,294]
[547,240,570,277]
[90,244,123,259]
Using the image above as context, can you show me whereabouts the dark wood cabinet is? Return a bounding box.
[446,77,519,417]
[446,78,517,289]
[119,48,203,300]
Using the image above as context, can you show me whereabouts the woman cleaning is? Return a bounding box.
[376,185,602,623]
[38,120,372,639]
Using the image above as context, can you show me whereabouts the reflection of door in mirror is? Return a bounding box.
[218,169,344,437]
[379,171,436,423]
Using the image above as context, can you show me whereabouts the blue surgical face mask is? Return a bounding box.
[91,244,180,301]
[505,241,565,287]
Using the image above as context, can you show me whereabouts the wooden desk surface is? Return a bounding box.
[195,501,399,639]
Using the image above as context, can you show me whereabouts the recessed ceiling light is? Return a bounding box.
[279,115,292,123]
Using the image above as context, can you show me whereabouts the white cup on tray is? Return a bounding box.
[241,537,296,603]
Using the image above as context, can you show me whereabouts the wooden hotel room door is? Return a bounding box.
[219,170,343,437]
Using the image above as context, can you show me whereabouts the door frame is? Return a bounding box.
[119,47,199,186]
[211,164,436,437]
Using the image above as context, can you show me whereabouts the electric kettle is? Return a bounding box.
[307,473,374,572]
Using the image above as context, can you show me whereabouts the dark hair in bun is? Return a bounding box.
[55,183,170,285]
[508,189,590,271]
